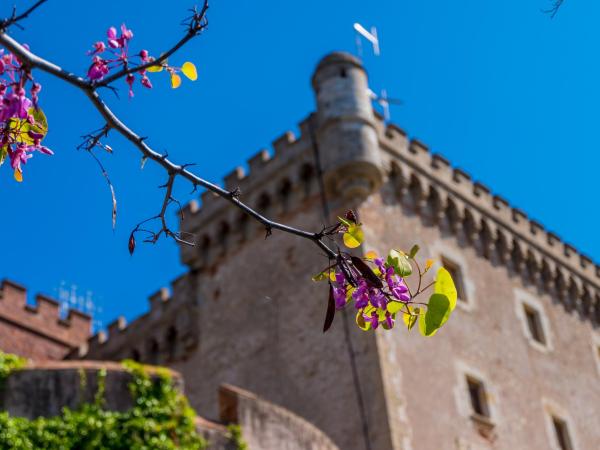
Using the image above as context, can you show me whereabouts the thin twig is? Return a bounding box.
[95,0,209,87]
[543,0,564,18]
[0,0,48,30]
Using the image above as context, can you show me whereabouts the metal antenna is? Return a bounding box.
[57,281,104,331]
[354,22,401,122]
[353,23,380,56]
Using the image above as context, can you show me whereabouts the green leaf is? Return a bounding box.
[418,294,451,337]
[408,244,420,259]
[386,249,412,277]
[337,216,352,227]
[434,267,457,312]
[343,224,364,249]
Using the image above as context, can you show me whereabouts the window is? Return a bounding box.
[442,257,466,301]
[147,338,159,365]
[552,416,573,450]
[466,376,490,418]
[166,326,178,361]
[524,304,546,345]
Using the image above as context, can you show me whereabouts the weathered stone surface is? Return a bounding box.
[0,361,181,419]
[219,384,339,450]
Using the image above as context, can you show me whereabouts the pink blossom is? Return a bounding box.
[87,56,109,80]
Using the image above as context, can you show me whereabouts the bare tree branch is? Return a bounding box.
[543,0,564,18]
[0,0,48,30]
[0,9,337,259]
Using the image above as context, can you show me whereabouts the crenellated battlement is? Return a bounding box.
[77,273,199,364]
[178,116,321,269]
[0,279,92,359]
[171,51,599,326]
[374,113,600,322]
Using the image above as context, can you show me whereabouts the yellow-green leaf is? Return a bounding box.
[343,224,364,248]
[181,62,198,81]
[434,267,457,312]
[403,306,420,330]
[30,108,48,137]
[387,249,412,276]
[311,270,328,282]
[0,146,7,166]
[387,301,404,315]
[146,57,164,72]
[356,311,370,331]
[171,73,182,89]
[146,64,164,72]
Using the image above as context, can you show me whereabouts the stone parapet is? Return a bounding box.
[375,114,600,324]
[77,273,199,363]
[0,279,91,360]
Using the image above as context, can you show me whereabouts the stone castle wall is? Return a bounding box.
[0,280,91,360]
[0,362,339,450]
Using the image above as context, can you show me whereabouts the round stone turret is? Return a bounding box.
[311,52,383,201]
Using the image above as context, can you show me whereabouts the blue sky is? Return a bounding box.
[1,0,598,329]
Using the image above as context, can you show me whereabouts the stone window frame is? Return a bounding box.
[514,288,553,353]
[430,242,476,312]
[542,399,579,450]
[453,361,500,434]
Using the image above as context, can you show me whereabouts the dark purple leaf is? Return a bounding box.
[128,232,136,255]
[323,285,336,333]
[351,256,383,288]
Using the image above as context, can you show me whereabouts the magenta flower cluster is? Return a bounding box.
[331,257,411,330]
[87,24,152,97]
[0,48,52,182]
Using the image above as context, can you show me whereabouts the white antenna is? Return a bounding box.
[353,23,380,56]
[56,281,104,332]
[367,88,403,123]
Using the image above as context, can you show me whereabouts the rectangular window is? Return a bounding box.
[442,257,466,301]
[524,304,546,345]
[552,416,573,450]
[466,376,489,418]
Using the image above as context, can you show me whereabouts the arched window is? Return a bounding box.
[257,192,271,214]
[147,338,159,365]
[166,326,178,361]
[218,221,231,253]
[278,178,292,213]
[299,163,314,197]
[131,349,141,362]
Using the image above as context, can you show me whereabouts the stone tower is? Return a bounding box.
[79,52,600,450]
[312,52,382,200]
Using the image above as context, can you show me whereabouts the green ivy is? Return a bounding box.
[226,424,248,450]
[0,354,206,449]
[0,351,26,384]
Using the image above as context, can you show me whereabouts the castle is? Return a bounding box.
[2,52,600,450]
